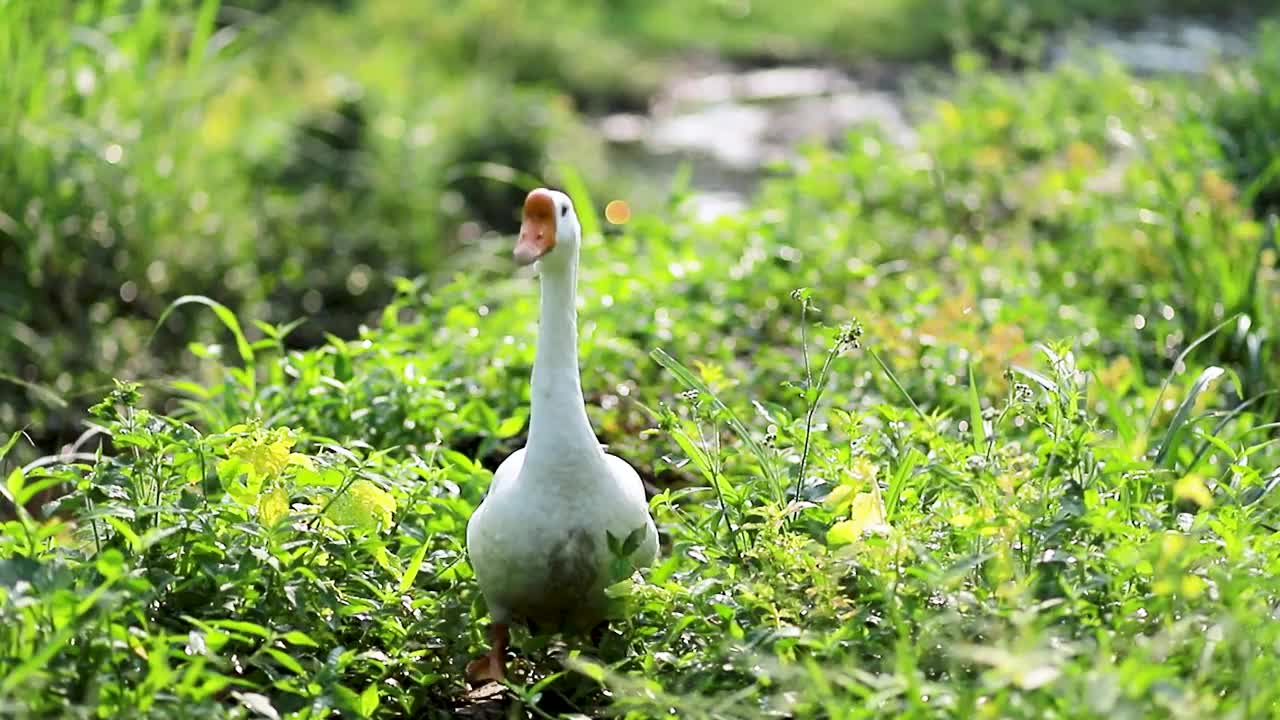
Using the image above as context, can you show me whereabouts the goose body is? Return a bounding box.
[465,188,658,681]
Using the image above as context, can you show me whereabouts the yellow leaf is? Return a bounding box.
[826,520,858,547]
[826,457,880,511]
[848,457,878,485]
[822,483,855,511]
[984,107,1010,130]
[370,545,398,574]
[1180,574,1206,599]
[326,479,397,534]
[1160,532,1187,559]
[288,453,314,470]
[937,100,961,129]
[227,426,298,481]
[258,486,290,528]
[1201,170,1236,208]
[827,491,888,547]
[693,361,725,390]
[1174,474,1214,509]
[1065,141,1099,170]
[974,145,1004,170]
[848,492,886,534]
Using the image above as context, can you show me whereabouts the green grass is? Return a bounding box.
[4,2,1280,718]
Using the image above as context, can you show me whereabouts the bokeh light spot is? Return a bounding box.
[605,199,631,225]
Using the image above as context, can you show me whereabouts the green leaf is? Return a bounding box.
[220,457,262,506]
[264,648,305,675]
[2,558,121,694]
[16,474,65,506]
[5,466,24,504]
[206,619,271,639]
[529,670,569,696]
[95,548,125,579]
[398,540,430,593]
[565,655,607,683]
[105,517,141,553]
[0,374,68,408]
[670,431,714,481]
[0,430,26,463]
[330,684,361,715]
[1,621,78,694]
[186,0,221,72]
[1010,365,1058,394]
[495,413,527,439]
[168,380,211,400]
[823,483,855,511]
[359,683,380,717]
[620,525,647,557]
[1145,314,1238,438]
[280,631,319,648]
[1174,474,1214,508]
[138,526,183,552]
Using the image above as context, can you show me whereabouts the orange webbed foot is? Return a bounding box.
[466,622,509,685]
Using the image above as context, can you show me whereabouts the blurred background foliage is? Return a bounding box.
[1,0,1277,447]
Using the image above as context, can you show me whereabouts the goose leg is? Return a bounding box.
[466,623,509,683]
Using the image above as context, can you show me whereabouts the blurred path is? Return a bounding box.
[597,18,1251,219]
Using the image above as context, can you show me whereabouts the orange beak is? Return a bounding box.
[515,188,557,266]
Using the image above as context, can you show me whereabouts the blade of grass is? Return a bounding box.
[186,0,221,73]
[1144,313,1238,437]
[1155,366,1225,469]
[868,348,927,423]
[1241,156,1280,210]
[967,361,985,453]
[557,164,600,242]
[666,161,694,210]
[444,162,543,193]
[0,374,67,409]
[150,295,254,368]
[1011,365,1058,394]
[1185,390,1280,473]
[0,430,28,464]
[650,348,777,488]
[1240,467,1280,507]
[884,447,921,520]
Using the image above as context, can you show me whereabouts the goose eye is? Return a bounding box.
[560,205,568,218]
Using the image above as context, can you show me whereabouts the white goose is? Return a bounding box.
[465,188,659,682]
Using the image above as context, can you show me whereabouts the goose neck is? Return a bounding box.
[525,255,600,460]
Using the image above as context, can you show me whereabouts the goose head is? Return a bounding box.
[514,187,580,269]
